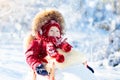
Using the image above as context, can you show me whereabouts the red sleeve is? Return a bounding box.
[59,42,72,52]
[25,40,42,70]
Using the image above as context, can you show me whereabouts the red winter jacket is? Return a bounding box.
[25,39,48,70]
[25,37,72,70]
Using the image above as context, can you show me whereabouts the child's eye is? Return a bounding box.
[56,30,59,32]
[50,30,53,32]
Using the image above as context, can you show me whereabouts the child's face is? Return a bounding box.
[48,26,60,37]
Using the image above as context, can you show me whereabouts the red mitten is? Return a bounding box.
[48,36,62,47]
[56,54,65,63]
[61,42,72,52]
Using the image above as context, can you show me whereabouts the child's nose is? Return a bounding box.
[53,31,56,34]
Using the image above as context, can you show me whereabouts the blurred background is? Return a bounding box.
[0,0,120,80]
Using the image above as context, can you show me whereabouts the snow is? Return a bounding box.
[0,0,120,80]
[25,64,97,80]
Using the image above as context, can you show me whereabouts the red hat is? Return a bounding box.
[41,20,61,37]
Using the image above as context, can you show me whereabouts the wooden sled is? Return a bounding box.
[32,49,87,80]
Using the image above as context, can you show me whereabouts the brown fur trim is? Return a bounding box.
[23,33,35,50]
[32,9,65,35]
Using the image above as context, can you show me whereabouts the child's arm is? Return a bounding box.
[25,40,42,70]
[25,40,48,76]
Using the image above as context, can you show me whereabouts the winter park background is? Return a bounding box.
[1,0,120,80]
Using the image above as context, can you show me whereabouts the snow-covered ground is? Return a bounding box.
[1,0,120,80]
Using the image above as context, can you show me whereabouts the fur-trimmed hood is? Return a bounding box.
[24,9,65,49]
[32,9,65,35]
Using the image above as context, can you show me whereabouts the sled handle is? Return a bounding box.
[49,62,55,80]
[32,70,36,80]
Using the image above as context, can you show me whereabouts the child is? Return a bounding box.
[24,9,94,80]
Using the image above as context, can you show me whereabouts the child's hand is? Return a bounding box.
[36,64,48,76]
[48,36,62,46]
